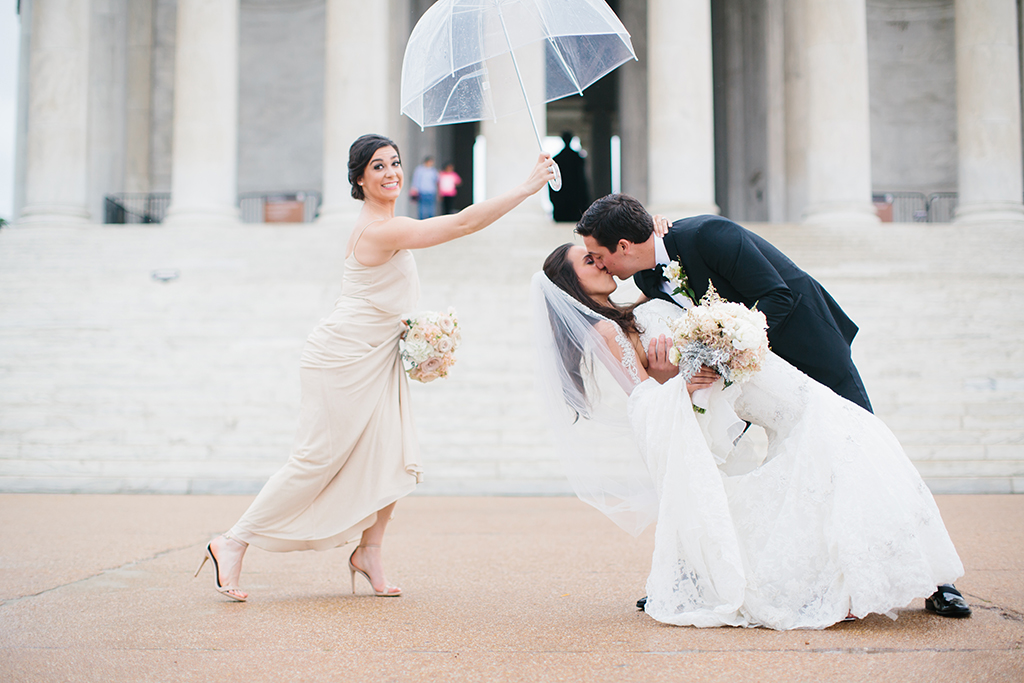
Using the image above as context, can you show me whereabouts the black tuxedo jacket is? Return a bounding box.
[634,215,872,412]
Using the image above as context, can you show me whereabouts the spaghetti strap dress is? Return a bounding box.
[229,245,423,552]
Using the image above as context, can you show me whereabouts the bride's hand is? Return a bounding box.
[522,153,556,194]
[686,366,719,396]
[652,214,671,238]
[646,335,679,384]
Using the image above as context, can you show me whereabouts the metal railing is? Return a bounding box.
[103,191,322,224]
[927,192,958,223]
[872,192,928,222]
[239,191,321,223]
[104,193,171,224]
[872,191,959,223]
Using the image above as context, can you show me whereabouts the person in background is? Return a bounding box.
[438,162,463,215]
[550,131,590,223]
[410,156,440,219]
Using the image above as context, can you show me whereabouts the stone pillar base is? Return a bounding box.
[648,202,720,220]
[954,201,1024,226]
[163,205,240,227]
[17,205,92,226]
[314,202,362,226]
[801,201,880,226]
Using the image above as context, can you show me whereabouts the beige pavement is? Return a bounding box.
[0,493,1021,682]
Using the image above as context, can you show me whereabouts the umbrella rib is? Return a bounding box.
[546,36,584,96]
[521,1,584,97]
[448,0,455,77]
[437,68,489,124]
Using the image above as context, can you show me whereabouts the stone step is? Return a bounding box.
[1,219,1022,494]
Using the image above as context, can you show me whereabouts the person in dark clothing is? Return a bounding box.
[550,131,590,223]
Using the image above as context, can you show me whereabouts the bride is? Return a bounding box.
[533,242,965,630]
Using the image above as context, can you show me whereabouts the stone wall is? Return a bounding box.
[149,0,177,192]
[867,0,957,193]
[237,0,325,195]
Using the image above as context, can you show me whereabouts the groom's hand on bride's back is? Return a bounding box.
[647,335,679,384]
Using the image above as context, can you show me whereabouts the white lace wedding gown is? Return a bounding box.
[624,300,964,629]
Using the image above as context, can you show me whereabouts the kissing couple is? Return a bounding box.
[532,193,969,629]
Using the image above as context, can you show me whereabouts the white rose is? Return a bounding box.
[403,339,432,364]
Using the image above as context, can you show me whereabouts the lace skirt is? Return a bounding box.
[628,353,963,629]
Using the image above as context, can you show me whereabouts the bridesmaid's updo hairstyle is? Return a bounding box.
[348,134,401,200]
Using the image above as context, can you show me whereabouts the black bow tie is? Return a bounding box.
[653,263,667,281]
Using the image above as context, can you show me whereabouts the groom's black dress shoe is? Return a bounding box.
[925,584,972,618]
[637,596,647,611]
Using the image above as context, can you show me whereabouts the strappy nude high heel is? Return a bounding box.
[348,545,402,597]
[194,537,248,602]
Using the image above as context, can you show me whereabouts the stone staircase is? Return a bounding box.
[0,216,1021,494]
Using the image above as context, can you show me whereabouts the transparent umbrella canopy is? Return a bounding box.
[400,0,636,191]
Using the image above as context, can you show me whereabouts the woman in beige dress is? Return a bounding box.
[196,134,554,600]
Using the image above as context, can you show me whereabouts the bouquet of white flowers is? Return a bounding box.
[667,284,769,390]
[400,308,462,383]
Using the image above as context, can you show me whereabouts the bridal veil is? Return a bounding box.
[530,272,658,536]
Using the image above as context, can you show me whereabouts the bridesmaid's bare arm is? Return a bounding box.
[356,153,553,263]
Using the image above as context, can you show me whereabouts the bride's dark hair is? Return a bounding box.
[542,244,641,409]
[542,243,639,335]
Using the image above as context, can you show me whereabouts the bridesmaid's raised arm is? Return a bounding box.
[358,153,554,261]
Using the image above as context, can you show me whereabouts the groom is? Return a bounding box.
[575,193,971,619]
[575,193,872,411]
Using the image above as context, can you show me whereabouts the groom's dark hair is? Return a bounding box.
[575,194,653,251]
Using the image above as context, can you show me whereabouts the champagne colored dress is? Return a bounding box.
[229,248,423,552]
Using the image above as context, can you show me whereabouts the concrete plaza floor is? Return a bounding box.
[0,493,1021,682]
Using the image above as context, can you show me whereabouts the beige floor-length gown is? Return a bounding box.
[229,248,423,552]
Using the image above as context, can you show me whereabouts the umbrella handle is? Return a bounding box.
[549,160,562,192]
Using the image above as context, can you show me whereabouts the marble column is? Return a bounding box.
[125,0,154,194]
[12,0,34,221]
[18,0,92,225]
[954,0,1024,224]
[617,0,648,203]
[765,0,787,223]
[163,0,240,226]
[317,0,390,224]
[647,0,718,217]
[481,40,547,214]
[799,0,878,225]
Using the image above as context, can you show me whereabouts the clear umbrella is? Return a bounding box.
[400,0,636,191]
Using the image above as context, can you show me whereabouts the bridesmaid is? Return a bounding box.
[196,134,555,600]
